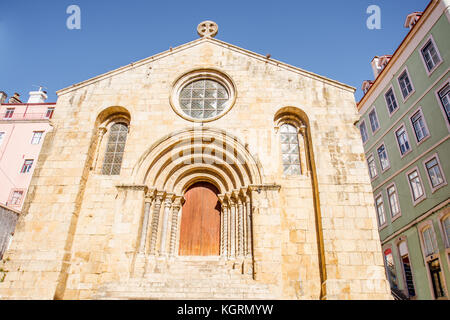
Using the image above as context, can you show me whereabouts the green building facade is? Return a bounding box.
[357,0,450,300]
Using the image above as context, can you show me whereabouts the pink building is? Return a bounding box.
[0,89,55,211]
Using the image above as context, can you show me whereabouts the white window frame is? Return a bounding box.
[31,131,44,145]
[406,167,426,206]
[437,212,450,249]
[45,107,55,119]
[375,192,387,229]
[8,189,24,207]
[422,153,447,193]
[420,222,438,258]
[376,142,390,172]
[384,85,399,117]
[397,67,415,102]
[367,153,378,180]
[368,106,380,134]
[409,107,430,145]
[394,123,412,158]
[359,120,369,145]
[419,34,443,76]
[434,78,450,132]
[4,108,15,120]
[20,159,34,174]
[0,131,5,147]
[386,182,401,221]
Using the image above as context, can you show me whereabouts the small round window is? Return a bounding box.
[179,79,230,120]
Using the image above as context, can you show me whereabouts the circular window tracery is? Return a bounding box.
[170,69,236,123]
[179,79,229,120]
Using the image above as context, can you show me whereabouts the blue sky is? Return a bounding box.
[0,0,430,103]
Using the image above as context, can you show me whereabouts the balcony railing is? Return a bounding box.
[391,287,409,300]
[1,112,53,120]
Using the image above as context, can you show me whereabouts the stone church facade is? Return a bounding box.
[0,22,392,300]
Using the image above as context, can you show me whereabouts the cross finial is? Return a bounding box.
[197,21,218,38]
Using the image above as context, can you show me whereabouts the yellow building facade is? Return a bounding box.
[0,23,392,300]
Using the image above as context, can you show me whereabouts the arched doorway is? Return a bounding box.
[179,182,221,256]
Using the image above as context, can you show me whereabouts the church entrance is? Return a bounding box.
[178,182,221,256]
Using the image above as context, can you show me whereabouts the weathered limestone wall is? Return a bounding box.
[0,205,19,260]
[0,38,391,300]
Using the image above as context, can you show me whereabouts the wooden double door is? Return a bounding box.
[178,182,221,256]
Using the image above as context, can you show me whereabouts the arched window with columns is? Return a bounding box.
[102,122,129,175]
[91,106,131,176]
[274,109,309,177]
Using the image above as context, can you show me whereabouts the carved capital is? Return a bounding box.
[164,193,175,207]
[172,196,184,210]
[145,188,157,201]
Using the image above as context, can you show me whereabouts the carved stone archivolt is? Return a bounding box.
[127,128,280,275]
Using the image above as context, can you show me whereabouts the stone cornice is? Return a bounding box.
[248,184,282,193]
[115,184,148,192]
[0,119,51,124]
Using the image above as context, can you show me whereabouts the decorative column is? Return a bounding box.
[149,191,165,255]
[159,194,174,256]
[169,196,184,257]
[218,195,228,258]
[229,192,237,259]
[237,196,245,257]
[139,202,151,253]
[227,202,232,258]
[138,189,156,254]
[245,193,253,257]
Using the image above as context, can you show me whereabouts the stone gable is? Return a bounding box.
[0,30,391,300]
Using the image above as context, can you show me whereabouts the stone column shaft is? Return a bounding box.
[159,196,173,256]
[245,197,253,256]
[229,200,236,258]
[220,205,224,257]
[237,200,244,257]
[169,199,182,257]
[139,200,152,253]
[149,194,164,255]
[221,204,229,257]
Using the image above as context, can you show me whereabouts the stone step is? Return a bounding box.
[95,288,274,300]
[95,277,274,300]
[94,259,271,300]
[99,287,271,294]
[141,272,250,280]
[97,292,274,300]
[100,282,267,291]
